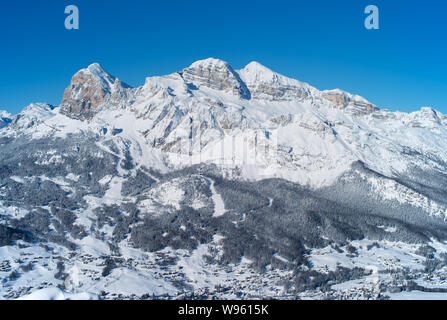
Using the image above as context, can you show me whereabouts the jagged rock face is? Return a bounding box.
[2,58,447,300]
[238,62,314,102]
[322,89,378,115]
[247,82,309,101]
[181,58,251,99]
[60,63,130,119]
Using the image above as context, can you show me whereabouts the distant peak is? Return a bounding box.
[189,58,232,70]
[238,61,282,85]
[322,89,373,105]
[415,107,442,120]
[321,89,378,114]
[10,103,56,130]
[76,63,115,83]
[243,61,274,74]
[86,63,107,76]
[0,109,12,118]
[0,109,12,129]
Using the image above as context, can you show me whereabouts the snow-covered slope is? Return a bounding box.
[1,58,447,300]
[4,58,447,222]
[10,103,56,130]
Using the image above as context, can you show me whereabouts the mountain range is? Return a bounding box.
[1,58,447,300]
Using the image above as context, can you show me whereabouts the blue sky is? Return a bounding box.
[0,0,446,114]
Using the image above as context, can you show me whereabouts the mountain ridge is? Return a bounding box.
[2,59,446,192]
[3,58,444,119]
[58,58,381,119]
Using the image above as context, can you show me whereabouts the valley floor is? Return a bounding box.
[3,234,447,300]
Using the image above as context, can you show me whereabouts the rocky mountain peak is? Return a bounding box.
[60,63,130,119]
[407,106,446,127]
[57,59,384,122]
[180,58,251,99]
[0,109,11,118]
[321,89,379,114]
[239,61,287,85]
[237,61,313,102]
[189,58,230,69]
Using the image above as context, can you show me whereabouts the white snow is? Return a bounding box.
[10,176,25,183]
[208,178,226,217]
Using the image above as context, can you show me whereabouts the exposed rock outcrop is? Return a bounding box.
[60,63,131,119]
[180,58,251,99]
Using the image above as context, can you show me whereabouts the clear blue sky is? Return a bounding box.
[0,0,446,114]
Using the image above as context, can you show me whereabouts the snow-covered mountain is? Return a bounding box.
[1,58,447,300]
[0,110,12,129]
